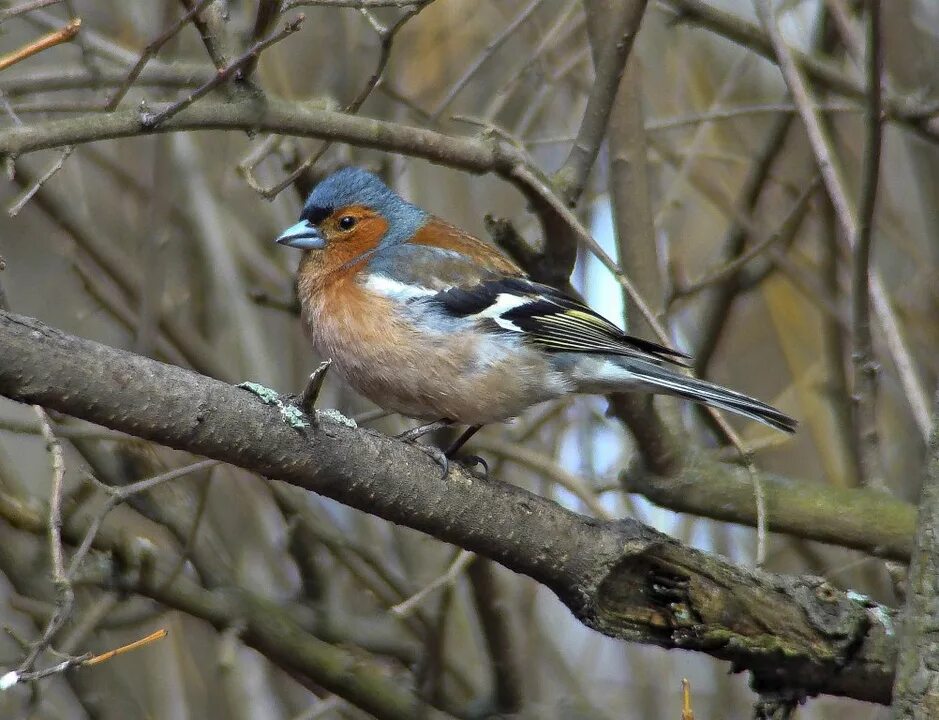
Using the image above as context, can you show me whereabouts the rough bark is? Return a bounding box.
[0,310,899,704]
[891,394,939,718]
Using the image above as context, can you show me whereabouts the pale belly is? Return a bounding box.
[307,304,572,425]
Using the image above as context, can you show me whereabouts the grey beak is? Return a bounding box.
[276,220,325,249]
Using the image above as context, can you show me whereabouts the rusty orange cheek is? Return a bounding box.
[322,216,389,270]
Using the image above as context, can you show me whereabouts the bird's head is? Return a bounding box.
[275,167,427,254]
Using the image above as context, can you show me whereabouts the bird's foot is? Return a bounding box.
[395,419,454,478]
[237,381,309,429]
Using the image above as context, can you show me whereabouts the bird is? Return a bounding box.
[275,167,795,462]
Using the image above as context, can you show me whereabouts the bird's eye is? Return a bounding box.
[338,216,357,231]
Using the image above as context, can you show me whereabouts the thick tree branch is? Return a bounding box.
[0,310,900,704]
[892,392,939,717]
[621,452,917,562]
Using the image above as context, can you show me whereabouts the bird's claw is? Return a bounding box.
[410,442,449,479]
[460,454,488,479]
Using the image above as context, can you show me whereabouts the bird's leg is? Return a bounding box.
[445,424,488,478]
[395,418,452,442]
[444,424,482,456]
[395,418,453,478]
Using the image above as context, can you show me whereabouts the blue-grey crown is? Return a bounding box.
[301,167,427,247]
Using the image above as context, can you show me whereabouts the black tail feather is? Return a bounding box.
[627,362,797,433]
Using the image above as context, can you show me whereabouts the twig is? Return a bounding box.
[390,549,475,617]
[83,628,169,667]
[140,15,305,129]
[671,177,820,302]
[554,0,649,204]
[254,3,427,200]
[682,678,695,720]
[822,0,863,64]
[484,0,581,120]
[105,0,214,111]
[493,101,861,141]
[300,360,332,414]
[0,17,81,71]
[654,54,750,230]
[350,5,427,113]
[0,629,168,691]
[0,0,63,24]
[178,0,234,70]
[34,407,66,585]
[647,101,859,130]
[850,0,884,487]
[7,145,73,217]
[659,0,939,133]
[18,406,72,673]
[690,114,793,375]
[68,459,220,579]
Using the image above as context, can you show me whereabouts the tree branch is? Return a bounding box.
[892,392,939,717]
[0,96,595,291]
[554,0,649,205]
[0,310,900,705]
[851,0,885,487]
[621,451,917,562]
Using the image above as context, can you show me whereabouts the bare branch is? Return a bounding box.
[140,15,305,129]
[390,550,475,617]
[0,0,63,24]
[467,559,524,714]
[851,0,885,487]
[17,406,73,673]
[0,17,81,71]
[554,0,648,204]
[105,0,214,111]
[6,145,72,216]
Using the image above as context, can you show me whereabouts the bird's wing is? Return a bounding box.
[427,277,691,366]
[366,223,525,292]
[406,218,526,277]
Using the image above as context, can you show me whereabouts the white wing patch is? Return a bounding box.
[365,274,438,301]
[475,292,529,332]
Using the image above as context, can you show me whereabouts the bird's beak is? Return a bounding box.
[276,220,325,250]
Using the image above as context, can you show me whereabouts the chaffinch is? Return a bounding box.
[275,167,795,449]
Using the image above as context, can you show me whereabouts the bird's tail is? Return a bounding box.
[619,359,797,433]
